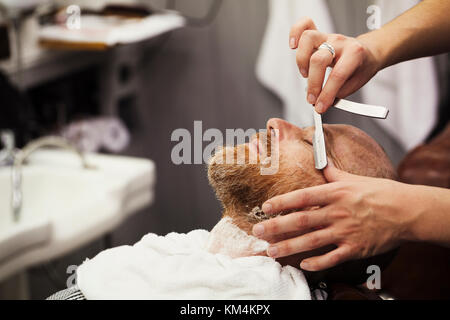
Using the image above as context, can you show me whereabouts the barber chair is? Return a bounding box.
[379,123,450,300]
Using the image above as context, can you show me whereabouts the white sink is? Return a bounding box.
[0,149,155,282]
[0,0,48,12]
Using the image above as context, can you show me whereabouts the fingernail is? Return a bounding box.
[289,37,296,49]
[252,224,265,237]
[300,68,307,77]
[316,101,324,113]
[301,261,311,270]
[267,246,278,257]
[262,203,272,214]
[307,94,316,105]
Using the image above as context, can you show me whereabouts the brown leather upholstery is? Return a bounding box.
[380,123,450,300]
[398,124,450,188]
[328,283,381,300]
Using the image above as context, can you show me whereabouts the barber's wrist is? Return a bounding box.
[399,184,434,243]
[357,30,390,72]
[386,183,414,244]
[405,186,450,246]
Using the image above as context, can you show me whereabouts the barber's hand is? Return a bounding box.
[290,17,382,113]
[252,165,418,272]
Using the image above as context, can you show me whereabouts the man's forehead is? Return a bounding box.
[323,124,376,145]
[323,124,386,162]
[323,123,362,135]
[296,124,367,145]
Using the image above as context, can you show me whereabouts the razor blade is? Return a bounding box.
[313,110,327,170]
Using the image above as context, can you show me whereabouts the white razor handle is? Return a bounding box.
[333,99,389,119]
[313,110,327,170]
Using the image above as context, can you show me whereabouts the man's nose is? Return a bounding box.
[267,118,299,140]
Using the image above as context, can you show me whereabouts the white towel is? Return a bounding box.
[256,0,335,128]
[362,0,439,150]
[61,117,130,153]
[76,218,311,300]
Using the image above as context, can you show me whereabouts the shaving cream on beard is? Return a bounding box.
[206,217,269,258]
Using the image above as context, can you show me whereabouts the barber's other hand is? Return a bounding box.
[290,17,382,113]
[252,165,418,272]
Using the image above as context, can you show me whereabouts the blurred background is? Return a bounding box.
[0,0,448,299]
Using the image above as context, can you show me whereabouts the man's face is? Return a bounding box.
[207,118,396,283]
[208,118,394,231]
[208,119,326,229]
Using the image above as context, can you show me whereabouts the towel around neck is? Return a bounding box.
[76,219,311,300]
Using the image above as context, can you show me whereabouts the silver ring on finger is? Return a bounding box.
[318,42,336,59]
